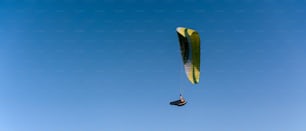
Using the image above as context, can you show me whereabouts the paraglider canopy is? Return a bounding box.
[176,27,201,84]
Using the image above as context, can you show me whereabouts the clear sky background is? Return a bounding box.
[0,0,306,131]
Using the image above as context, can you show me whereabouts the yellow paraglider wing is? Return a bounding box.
[176,27,200,84]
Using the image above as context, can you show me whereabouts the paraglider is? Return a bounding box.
[170,27,201,107]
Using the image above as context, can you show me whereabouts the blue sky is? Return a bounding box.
[0,0,306,131]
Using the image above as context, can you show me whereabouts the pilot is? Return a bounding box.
[170,94,187,106]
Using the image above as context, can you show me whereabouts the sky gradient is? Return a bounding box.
[0,0,306,131]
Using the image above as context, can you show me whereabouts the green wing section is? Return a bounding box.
[176,27,201,84]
